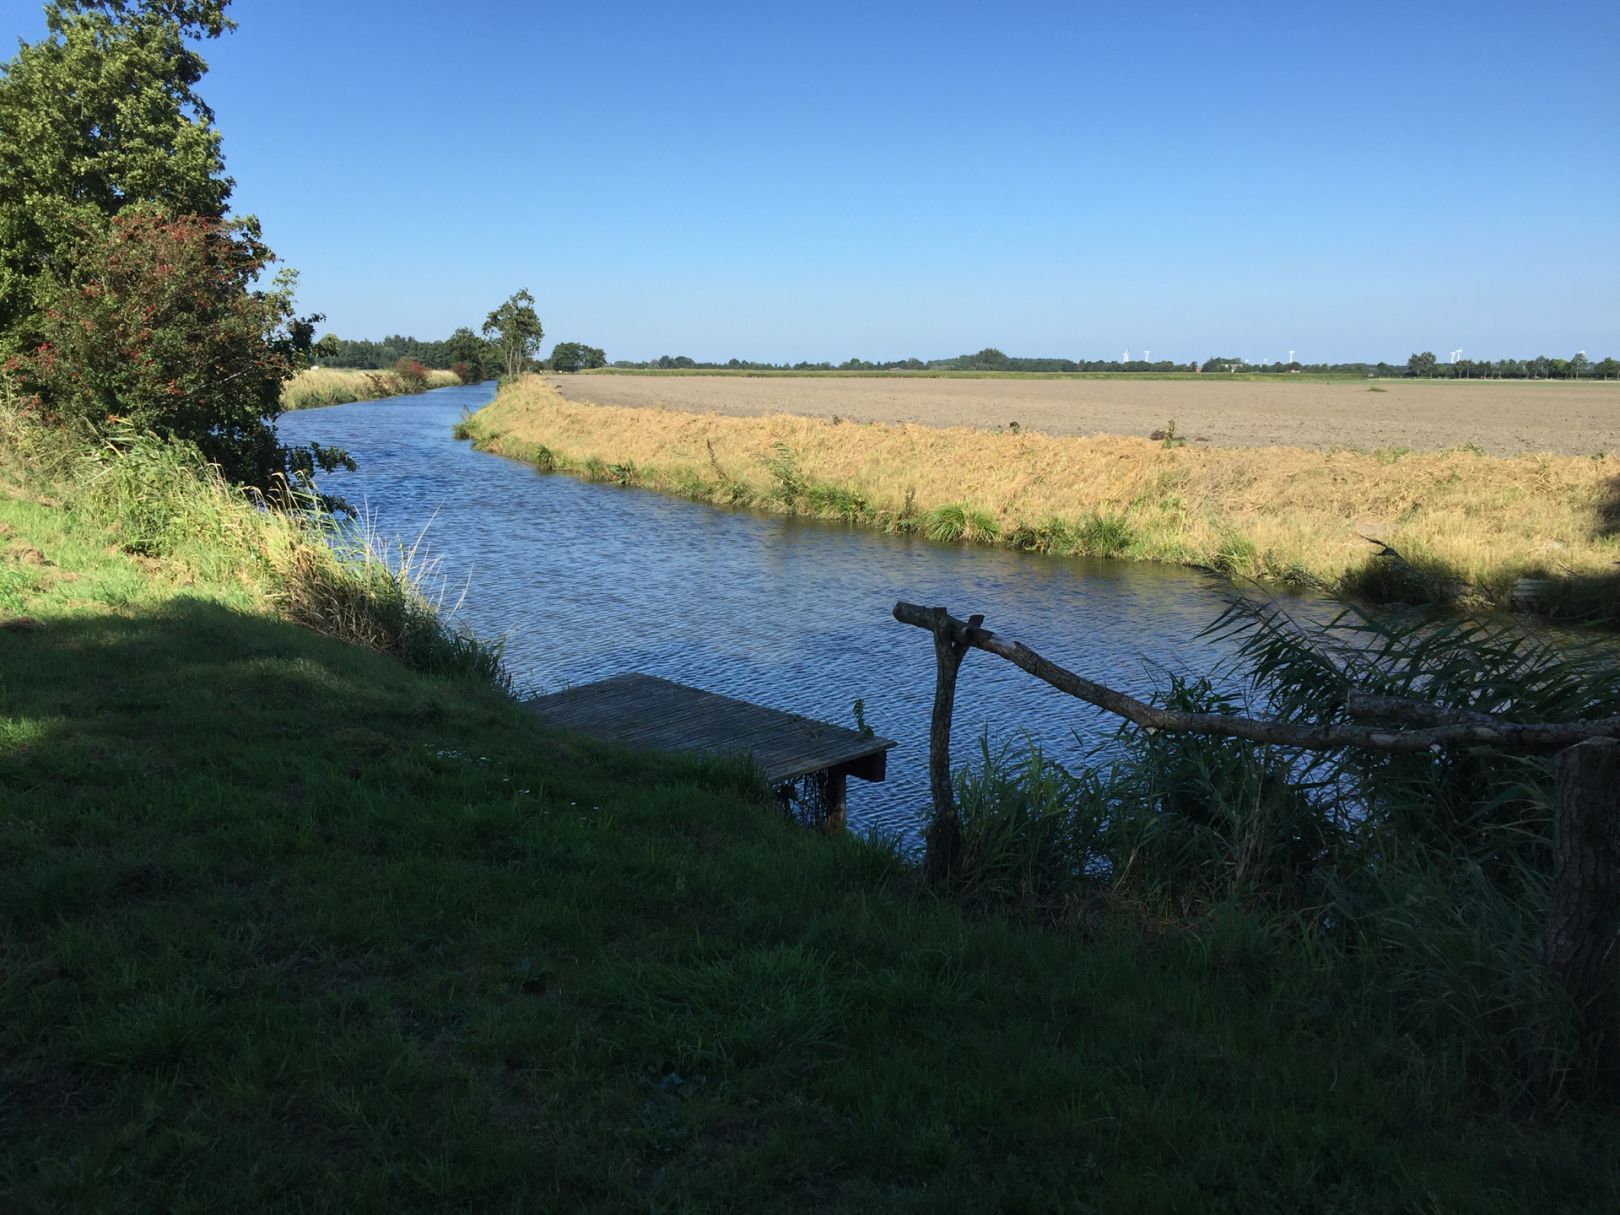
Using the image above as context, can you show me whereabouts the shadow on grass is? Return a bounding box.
[1535,470,1620,623]
[0,593,763,823]
[0,595,473,813]
[1339,481,1620,626]
[1600,471,1620,538]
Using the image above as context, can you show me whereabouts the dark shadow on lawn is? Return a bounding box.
[0,593,764,815]
[0,594,478,815]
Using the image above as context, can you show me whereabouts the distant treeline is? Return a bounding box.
[320,337,1620,382]
[319,330,497,376]
[319,331,607,377]
[609,347,1620,379]
[1403,351,1618,380]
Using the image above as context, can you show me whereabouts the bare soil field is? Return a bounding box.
[547,374,1620,457]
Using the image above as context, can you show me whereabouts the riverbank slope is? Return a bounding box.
[281,366,461,410]
[460,377,1620,618]
[5,466,1618,1208]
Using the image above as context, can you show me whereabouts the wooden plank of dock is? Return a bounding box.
[522,673,896,788]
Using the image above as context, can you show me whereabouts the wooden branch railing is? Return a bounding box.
[892,601,1620,1059]
[892,603,1620,755]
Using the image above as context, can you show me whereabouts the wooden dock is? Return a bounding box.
[522,674,896,824]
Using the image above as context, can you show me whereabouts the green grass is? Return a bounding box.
[4,493,1620,1210]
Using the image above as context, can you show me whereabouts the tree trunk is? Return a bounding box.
[1541,739,1620,1057]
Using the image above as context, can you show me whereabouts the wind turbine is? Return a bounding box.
[1122,349,1130,363]
[1288,349,1295,364]
[1143,349,1150,363]
[1450,348,1463,363]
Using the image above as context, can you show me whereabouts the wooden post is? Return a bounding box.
[1541,738,1620,1058]
[824,767,847,833]
[915,607,981,885]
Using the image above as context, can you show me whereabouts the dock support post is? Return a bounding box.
[825,767,847,833]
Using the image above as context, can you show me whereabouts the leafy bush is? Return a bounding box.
[393,357,429,391]
[13,209,349,494]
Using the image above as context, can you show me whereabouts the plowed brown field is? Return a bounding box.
[546,374,1619,456]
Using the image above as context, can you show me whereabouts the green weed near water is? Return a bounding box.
[924,502,999,544]
[1074,509,1135,558]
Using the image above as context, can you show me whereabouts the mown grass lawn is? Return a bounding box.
[2,490,1617,1212]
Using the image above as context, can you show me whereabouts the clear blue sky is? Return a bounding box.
[7,0,1618,362]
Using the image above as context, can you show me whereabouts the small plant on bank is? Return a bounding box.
[764,442,805,506]
[1150,418,1188,448]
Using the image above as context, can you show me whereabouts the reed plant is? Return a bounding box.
[947,597,1620,1106]
[280,366,459,411]
[457,377,1620,620]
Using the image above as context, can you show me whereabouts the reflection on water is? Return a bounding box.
[280,382,1322,839]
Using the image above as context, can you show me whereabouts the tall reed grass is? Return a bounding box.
[280,367,459,411]
[947,600,1620,1107]
[458,377,1620,620]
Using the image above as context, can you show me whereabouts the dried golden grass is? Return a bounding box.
[461,377,1620,611]
[281,367,459,411]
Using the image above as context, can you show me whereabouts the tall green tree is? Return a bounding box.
[445,325,499,379]
[0,0,235,342]
[1407,351,1437,377]
[482,289,543,378]
[2,2,350,498]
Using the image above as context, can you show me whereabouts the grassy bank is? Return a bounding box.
[5,437,1620,1209]
[456,377,1620,620]
[281,367,461,411]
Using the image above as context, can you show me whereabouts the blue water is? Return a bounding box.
[281,382,1322,839]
